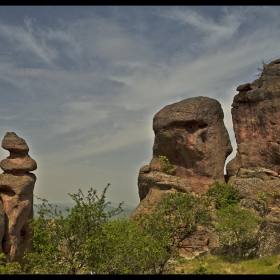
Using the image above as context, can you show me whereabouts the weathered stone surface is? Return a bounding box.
[0,132,36,263]
[0,200,4,254]
[228,58,280,175]
[1,192,34,262]
[132,172,192,218]
[137,96,232,203]
[138,169,192,201]
[226,58,280,257]
[132,96,232,255]
[0,173,36,195]
[2,132,29,155]
[0,155,37,173]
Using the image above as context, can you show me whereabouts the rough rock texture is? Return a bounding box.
[133,96,232,211]
[226,58,280,257]
[131,96,232,255]
[0,132,36,263]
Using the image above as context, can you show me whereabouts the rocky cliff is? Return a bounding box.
[132,58,280,257]
[226,59,280,257]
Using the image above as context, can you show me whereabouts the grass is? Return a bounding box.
[174,253,280,274]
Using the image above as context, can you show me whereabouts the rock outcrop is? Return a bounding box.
[226,58,280,257]
[0,132,36,263]
[131,97,232,255]
[132,96,232,217]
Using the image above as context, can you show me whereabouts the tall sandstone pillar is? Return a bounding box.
[0,132,37,263]
[132,96,232,215]
[227,58,280,256]
[131,96,232,257]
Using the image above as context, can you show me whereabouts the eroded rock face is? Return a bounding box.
[131,97,232,256]
[227,59,280,176]
[226,58,280,257]
[150,96,232,195]
[132,97,232,218]
[0,132,36,263]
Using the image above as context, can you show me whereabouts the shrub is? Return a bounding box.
[205,182,243,209]
[159,155,176,175]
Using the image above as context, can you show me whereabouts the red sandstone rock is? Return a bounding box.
[226,58,280,257]
[0,132,36,263]
[0,200,4,254]
[2,132,29,155]
[138,96,232,202]
[132,97,232,254]
[227,59,280,175]
[0,155,37,173]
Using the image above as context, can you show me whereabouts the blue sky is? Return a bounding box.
[0,6,279,207]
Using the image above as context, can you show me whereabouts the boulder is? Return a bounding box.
[1,132,29,155]
[0,155,37,173]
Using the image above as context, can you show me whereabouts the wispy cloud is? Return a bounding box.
[0,17,81,69]
[1,6,280,205]
[160,7,242,45]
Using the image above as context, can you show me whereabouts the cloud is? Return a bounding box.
[1,6,280,206]
[0,17,81,69]
[160,7,242,45]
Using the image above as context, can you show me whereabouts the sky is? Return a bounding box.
[0,6,280,208]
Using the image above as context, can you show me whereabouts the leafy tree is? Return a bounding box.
[89,218,165,274]
[22,181,263,273]
[133,191,211,274]
[24,184,123,274]
[214,204,261,258]
[25,187,212,274]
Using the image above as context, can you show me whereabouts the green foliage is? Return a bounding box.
[20,180,271,273]
[214,204,261,258]
[192,264,213,274]
[134,191,211,274]
[205,182,267,259]
[205,181,243,209]
[256,191,277,217]
[27,185,208,274]
[175,253,280,274]
[90,218,169,274]
[159,155,176,175]
[24,184,123,274]
[0,253,23,274]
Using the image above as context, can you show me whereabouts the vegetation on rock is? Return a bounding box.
[159,155,176,175]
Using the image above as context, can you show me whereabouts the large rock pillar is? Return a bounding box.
[0,132,37,263]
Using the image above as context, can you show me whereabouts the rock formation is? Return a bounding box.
[132,96,232,216]
[0,132,36,263]
[131,97,232,255]
[226,58,280,257]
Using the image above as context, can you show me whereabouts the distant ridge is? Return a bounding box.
[33,202,136,220]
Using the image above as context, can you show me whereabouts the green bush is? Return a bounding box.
[134,191,211,274]
[205,182,243,209]
[0,253,23,274]
[214,204,261,258]
[159,155,176,175]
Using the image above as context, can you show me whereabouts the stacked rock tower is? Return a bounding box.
[0,132,37,263]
